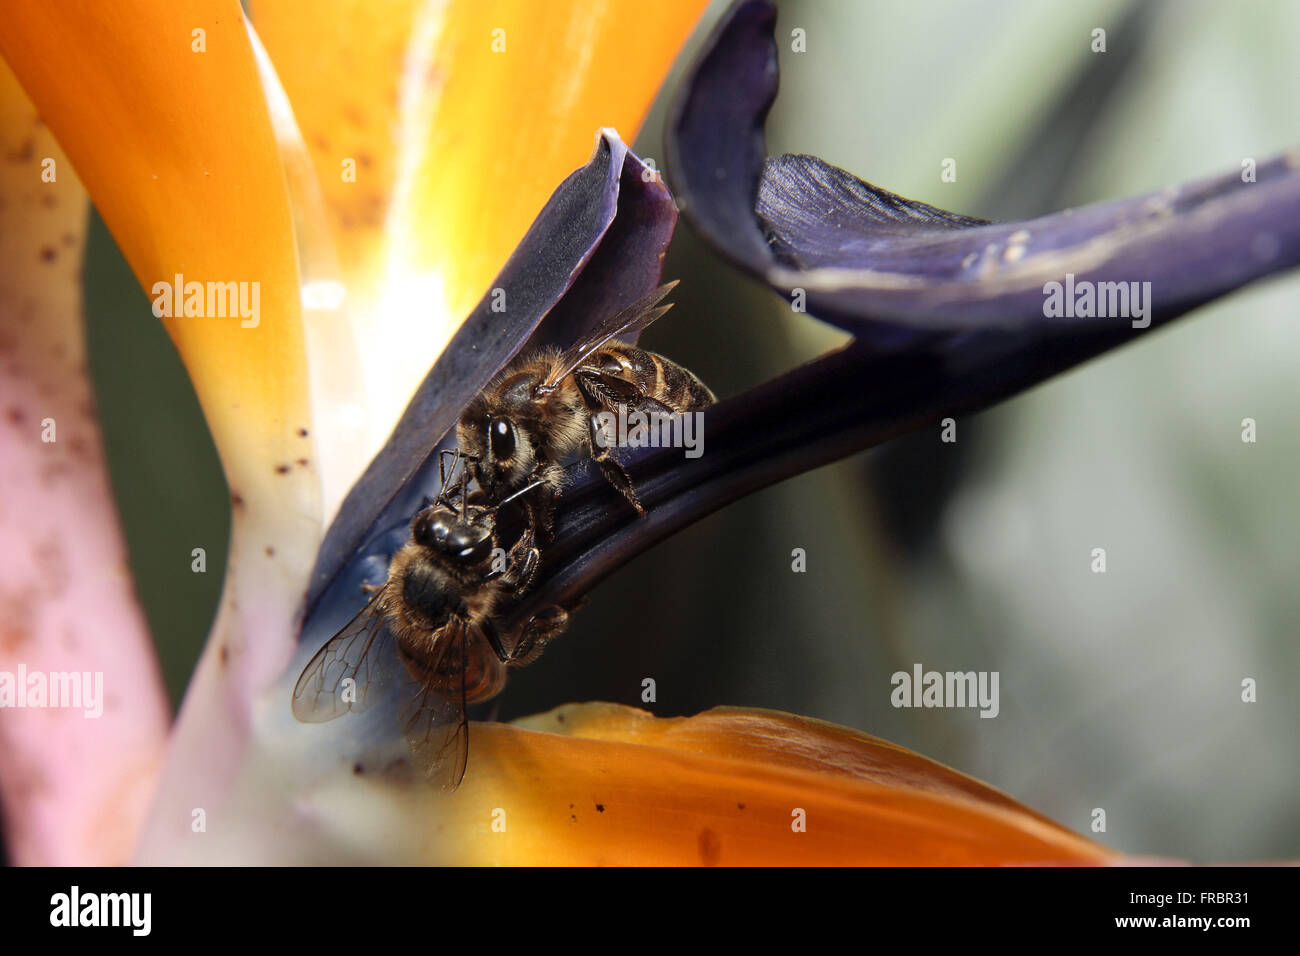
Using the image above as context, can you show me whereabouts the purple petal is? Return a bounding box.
[497,326,1140,635]
[304,132,676,621]
[667,0,1300,343]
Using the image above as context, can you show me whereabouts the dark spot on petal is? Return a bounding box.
[39,246,56,263]
[353,763,364,775]
[230,492,245,509]
[219,645,230,666]
[297,427,309,437]
[41,459,71,482]
[6,407,23,426]
[32,535,66,597]
[698,827,721,866]
[275,464,291,475]
[595,803,605,813]
[264,546,275,557]
[343,104,365,127]
[296,458,308,467]
[0,620,29,656]
[737,802,746,810]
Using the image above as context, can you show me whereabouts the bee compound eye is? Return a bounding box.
[488,417,516,462]
[444,520,491,559]
[458,533,494,564]
[412,510,448,549]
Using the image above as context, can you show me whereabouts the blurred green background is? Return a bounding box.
[84,0,1300,862]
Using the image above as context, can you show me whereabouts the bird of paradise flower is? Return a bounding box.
[3,0,1295,867]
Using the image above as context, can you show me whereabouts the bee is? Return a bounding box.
[456,280,714,527]
[292,452,567,790]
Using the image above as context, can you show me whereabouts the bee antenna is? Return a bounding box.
[437,447,474,507]
[492,478,546,511]
[439,447,464,489]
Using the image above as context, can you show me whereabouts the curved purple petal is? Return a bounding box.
[496,326,1132,635]
[666,0,1300,343]
[305,131,676,620]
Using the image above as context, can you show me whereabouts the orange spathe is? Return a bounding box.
[0,0,312,484]
[251,0,709,342]
[408,703,1119,866]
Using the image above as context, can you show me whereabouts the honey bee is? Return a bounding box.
[456,280,714,527]
[292,452,567,790]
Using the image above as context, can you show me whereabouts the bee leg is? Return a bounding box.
[480,617,512,665]
[595,447,644,515]
[522,499,547,543]
[586,413,646,516]
[482,536,520,585]
[523,472,561,541]
[502,531,541,594]
[508,605,569,667]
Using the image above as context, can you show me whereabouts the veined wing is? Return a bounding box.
[292,593,400,722]
[398,616,475,791]
[535,280,679,394]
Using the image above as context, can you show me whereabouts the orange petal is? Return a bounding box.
[0,2,317,531]
[414,704,1116,865]
[137,701,1117,864]
[251,0,709,441]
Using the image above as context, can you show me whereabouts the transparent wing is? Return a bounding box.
[536,280,679,394]
[292,593,400,723]
[398,617,473,791]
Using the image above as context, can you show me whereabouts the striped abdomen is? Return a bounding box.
[584,344,715,412]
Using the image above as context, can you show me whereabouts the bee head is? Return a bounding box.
[458,413,536,497]
[398,507,490,629]
[456,369,545,497]
[412,506,494,566]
